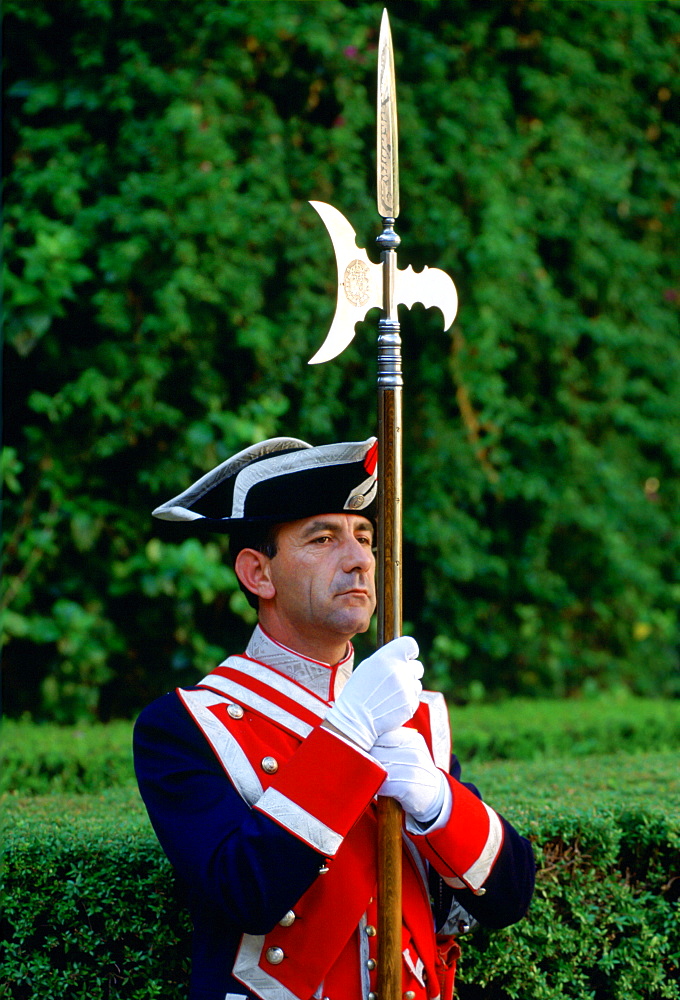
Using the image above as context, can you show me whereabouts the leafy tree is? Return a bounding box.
[3,0,679,721]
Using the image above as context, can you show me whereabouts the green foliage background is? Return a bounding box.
[3,0,680,721]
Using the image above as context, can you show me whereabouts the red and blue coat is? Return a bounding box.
[134,648,534,1000]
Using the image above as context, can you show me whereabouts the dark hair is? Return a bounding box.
[229,523,280,610]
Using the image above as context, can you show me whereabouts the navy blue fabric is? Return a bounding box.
[134,691,535,1000]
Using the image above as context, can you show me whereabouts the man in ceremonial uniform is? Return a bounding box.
[134,436,535,1000]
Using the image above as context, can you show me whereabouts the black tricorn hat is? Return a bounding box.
[152,436,378,532]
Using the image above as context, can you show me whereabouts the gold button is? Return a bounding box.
[367,958,376,971]
[365,925,376,937]
[279,910,296,927]
[261,756,279,774]
[227,704,244,719]
[265,946,284,965]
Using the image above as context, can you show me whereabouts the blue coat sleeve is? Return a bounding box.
[133,691,324,936]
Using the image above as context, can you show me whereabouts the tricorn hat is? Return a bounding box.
[152,436,378,532]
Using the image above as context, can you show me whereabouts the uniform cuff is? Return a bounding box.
[254,725,385,855]
[408,775,504,891]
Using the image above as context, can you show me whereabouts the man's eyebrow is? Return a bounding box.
[302,521,346,538]
[300,520,341,537]
[300,519,374,538]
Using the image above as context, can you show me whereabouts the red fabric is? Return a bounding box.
[364,439,378,475]
[435,935,461,1000]
[412,774,498,880]
[263,725,385,839]
[210,663,325,729]
[194,665,462,1000]
[251,809,378,998]
[207,701,301,768]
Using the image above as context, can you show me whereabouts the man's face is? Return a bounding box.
[264,513,376,652]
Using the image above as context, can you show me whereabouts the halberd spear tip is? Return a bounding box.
[377,9,399,221]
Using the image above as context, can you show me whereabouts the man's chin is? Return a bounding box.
[328,601,374,637]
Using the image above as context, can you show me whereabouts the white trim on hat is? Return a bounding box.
[152,437,311,522]
[230,440,375,519]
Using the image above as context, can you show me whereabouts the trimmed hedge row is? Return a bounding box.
[449,696,680,763]
[0,790,191,1000]
[1,720,135,795]
[2,754,678,999]
[4,696,680,794]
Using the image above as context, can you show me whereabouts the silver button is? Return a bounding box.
[265,946,284,965]
[347,494,365,509]
[279,910,296,927]
[365,925,376,937]
[474,886,487,896]
[367,958,376,971]
[227,704,244,719]
[368,993,378,1000]
[404,992,416,1000]
[261,756,279,774]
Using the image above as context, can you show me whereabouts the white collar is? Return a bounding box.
[244,624,354,702]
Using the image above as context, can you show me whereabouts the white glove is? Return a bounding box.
[371,727,448,825]
[324,636,423,752]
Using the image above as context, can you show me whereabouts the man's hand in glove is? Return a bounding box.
[323,636,423,752]
[371,726,450,827]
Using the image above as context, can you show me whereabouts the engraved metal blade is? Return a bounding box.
[377,9,399,220]
[307,201,382,365]
[306,202,458,364]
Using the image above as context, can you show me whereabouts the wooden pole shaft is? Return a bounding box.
[377,383,403,1000]
[376,229,403,999]
[377,385,402,643]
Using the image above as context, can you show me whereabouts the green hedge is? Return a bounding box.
[2,755,678,999]
[4,697,680,794]
[1,720,134,795]
[0,790,191,1000]
[449,695,680,763]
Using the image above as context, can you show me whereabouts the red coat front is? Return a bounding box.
[179,642,504,1000]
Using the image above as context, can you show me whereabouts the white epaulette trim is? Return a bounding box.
[195,655,329,740]
[419,690,452,770]
[177,688,263,806]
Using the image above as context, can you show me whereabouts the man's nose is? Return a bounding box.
[342,535,375,572]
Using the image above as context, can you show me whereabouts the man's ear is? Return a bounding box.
[234,548,276,602]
